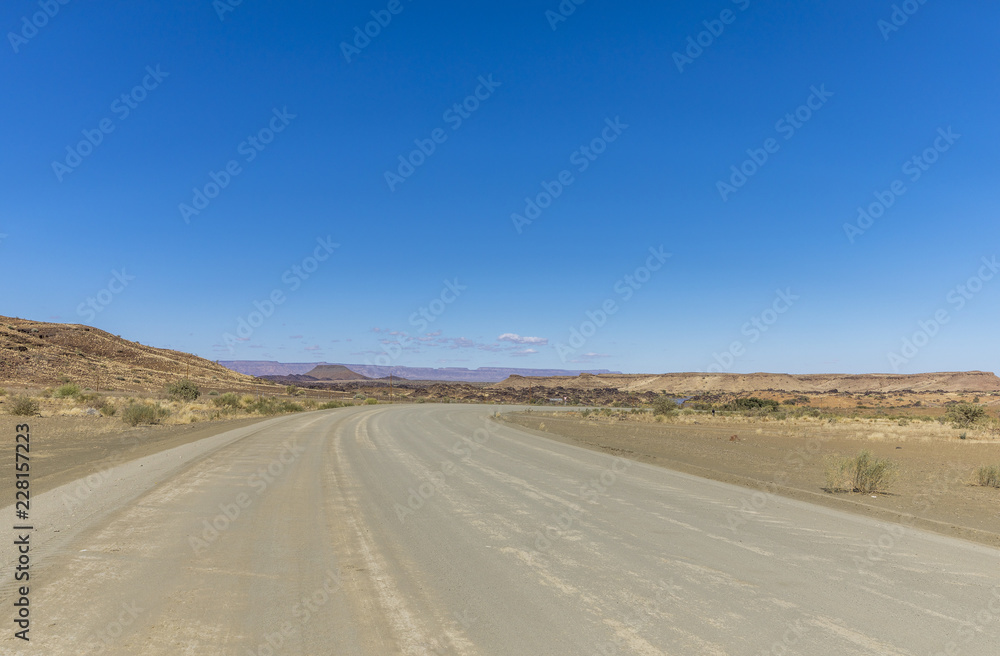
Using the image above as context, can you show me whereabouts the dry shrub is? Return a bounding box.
[976,465,1000,488]
[825,450,898,494]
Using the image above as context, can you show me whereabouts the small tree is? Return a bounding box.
[652,395,677,416]
[166,379,200,402]
[9,396,39,416]
[54,383,81,398]
[945,403,986,428]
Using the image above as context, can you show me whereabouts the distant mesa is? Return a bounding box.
[494,371,1000,394]
[302,364,370,381]
[219,361,618,383]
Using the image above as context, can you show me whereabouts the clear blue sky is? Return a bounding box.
[2,0,998,375]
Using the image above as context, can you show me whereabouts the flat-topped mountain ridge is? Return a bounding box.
[495,371,1000,394]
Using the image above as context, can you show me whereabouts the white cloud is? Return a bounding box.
[498,333,548,345]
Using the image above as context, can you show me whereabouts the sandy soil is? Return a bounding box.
[502,411,1000,548]
[0,414,269,505]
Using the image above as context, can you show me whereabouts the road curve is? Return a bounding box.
[1,404,998,655]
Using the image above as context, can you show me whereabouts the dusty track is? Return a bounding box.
[1,405,998,654]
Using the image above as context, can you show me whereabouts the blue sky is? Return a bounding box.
[2,0,998,375]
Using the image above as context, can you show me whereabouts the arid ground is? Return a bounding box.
[503,410,1000,548]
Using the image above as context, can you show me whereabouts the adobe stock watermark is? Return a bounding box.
[843,126,959,243]
[887,255,997,371]
[931,585,1000,656]
[851,462,968,583]
[878,0,930,41]
[222,237,339,353]
[51,65,169,182]
[716,84,834,201]
[726,432,831,534]
[75,269,136,322]
[394,412,496,523]
[673,0,752,73]
[179,107,296,224]
[704,288,798,372]
[246,568,344,656]
[545,0,587,31]
[212,0,245,21]
[365,278,466,367]
[384,75,501,192]
[511,117,629,234]
[7,0,72,54]
[529,456,633,564]
[591,578,681,656]
[85,601,144,653]
[556,246,669,363]
[755,618,811,656]
[188,438,307,555]
[341,0,415,63]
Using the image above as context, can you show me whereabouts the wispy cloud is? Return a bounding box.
[566,352,610,363]
[498,332,548,345]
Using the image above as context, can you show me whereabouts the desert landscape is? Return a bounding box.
[7,5,999,652]
[3,315,998,548]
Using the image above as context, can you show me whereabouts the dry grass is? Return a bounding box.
[561,408,998,444]
[976,465,1000,488]
[825,450,899,494]
[0,385,356,425]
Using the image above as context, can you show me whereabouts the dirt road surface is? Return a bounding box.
[1,405,998,654]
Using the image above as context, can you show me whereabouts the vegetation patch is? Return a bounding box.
[976,465,1000,488]
[9,396,40,417]
[652,395,678,416]
[825,450,898,494]
[54,383,81,399]
[166,379,201,402]
[945,403,987,428]
[121,402,170,426]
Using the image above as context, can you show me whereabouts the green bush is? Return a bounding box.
[97,401,117,417]
[121,402,169,426]
[976,465,1000,488]
[728,397,780,413]
[245,397,305,415]
[825,450,898,494]
[9,396,39,416]
[285,385,299,396]
[166,379,200,401]
[0,388,7,396]
[76,392,100,406]
[318,401,344,409]
[652,395,677,416]
[54,383,81,398]
[945,403,987,428]
[364,398,378,405]
[213,392,243,410]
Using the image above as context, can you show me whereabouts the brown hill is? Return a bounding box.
[0,316,260,393]
[302,364,370,381]
[493,371,1000,394]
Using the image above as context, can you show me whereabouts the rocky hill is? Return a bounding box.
[0,316,260,393]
